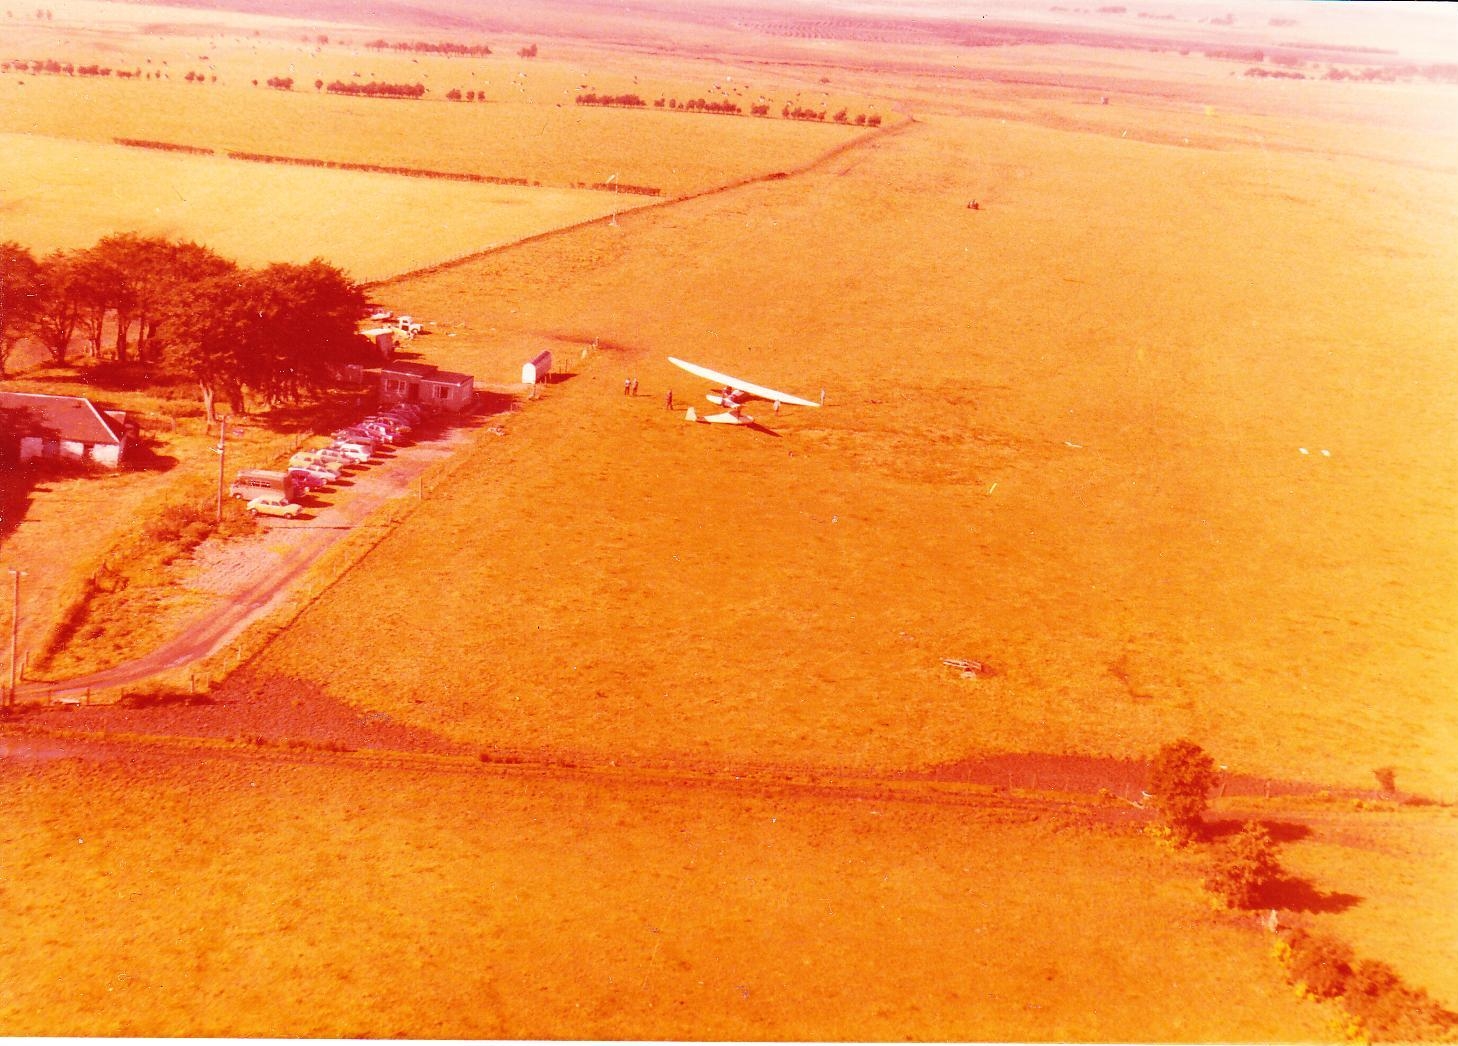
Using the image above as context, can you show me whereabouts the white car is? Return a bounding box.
[328,441,371,463]
[290,452,343,476]
[247,496,302,519]
[352,422,396,443]
[310,451,360,471]
[332,433,379,455]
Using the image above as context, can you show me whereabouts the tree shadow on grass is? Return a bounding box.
[1207,818,1313,844]
[471,389,517,419]
[544,332,638,357]
[124,437,179,473]
[260,396,374,436]
[1265,875,1362,914]
[0,476,36,541]
[74,360,192,394]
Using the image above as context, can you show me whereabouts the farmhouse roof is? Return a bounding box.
[0,390,126,446]
[424,370,472,387]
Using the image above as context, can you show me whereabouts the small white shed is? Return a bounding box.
[521,350,552,385]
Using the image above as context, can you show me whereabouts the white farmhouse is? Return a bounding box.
[0,390,132,468]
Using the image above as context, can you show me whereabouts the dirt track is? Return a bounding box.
[17,415,484,701]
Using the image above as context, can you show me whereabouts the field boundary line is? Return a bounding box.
[0,721,1146,822]
[364,114,920,290]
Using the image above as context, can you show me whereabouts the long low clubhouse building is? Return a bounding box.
[379,362,475,412]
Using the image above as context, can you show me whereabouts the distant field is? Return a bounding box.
[0,43,868,198]
[0,131,621,281]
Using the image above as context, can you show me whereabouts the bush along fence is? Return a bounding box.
[114,138,216,156]
[108,137,661,197]
[225,151,535,186]
[581,181,662,196]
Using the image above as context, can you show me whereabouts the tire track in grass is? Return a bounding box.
[364,115,919,290]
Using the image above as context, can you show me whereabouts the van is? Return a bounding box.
[229,468,297,502]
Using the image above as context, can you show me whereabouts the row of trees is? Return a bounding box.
[1244,67,1307,80]
[324,79,426,99]
[364,39,493,56]
[0,59,210,82]
[1322,63,1458,84]
[577,93,882,126]
[1,236,367,419]
[672,97,743,115]
[576,92,646,108]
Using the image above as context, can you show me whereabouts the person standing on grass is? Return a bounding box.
[666,389,674,410]
[624,377,631,396]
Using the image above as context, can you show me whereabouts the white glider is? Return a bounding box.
[667,356,820,426]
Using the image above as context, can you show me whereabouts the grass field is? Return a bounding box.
[0,131,625,282]
[3,0,1456,1039]
[0,753,1332,1041]
[0,26,870,199]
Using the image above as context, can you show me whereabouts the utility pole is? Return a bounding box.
[7,568,26,709]
[215,414,229,522]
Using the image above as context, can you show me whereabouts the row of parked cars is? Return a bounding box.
[232,402,430,518]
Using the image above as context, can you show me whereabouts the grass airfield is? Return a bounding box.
[3,0,1458,1039]
[272,99,1458,797]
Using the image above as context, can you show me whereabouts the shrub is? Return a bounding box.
[1343,958,1458,1040]
[1280,935,1458,1041]
[1147,738,1218,842]
[115,686,204,709]
[1204,821,1283,908]
[1285,929,1355,999]
[1372,766,1396,796]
